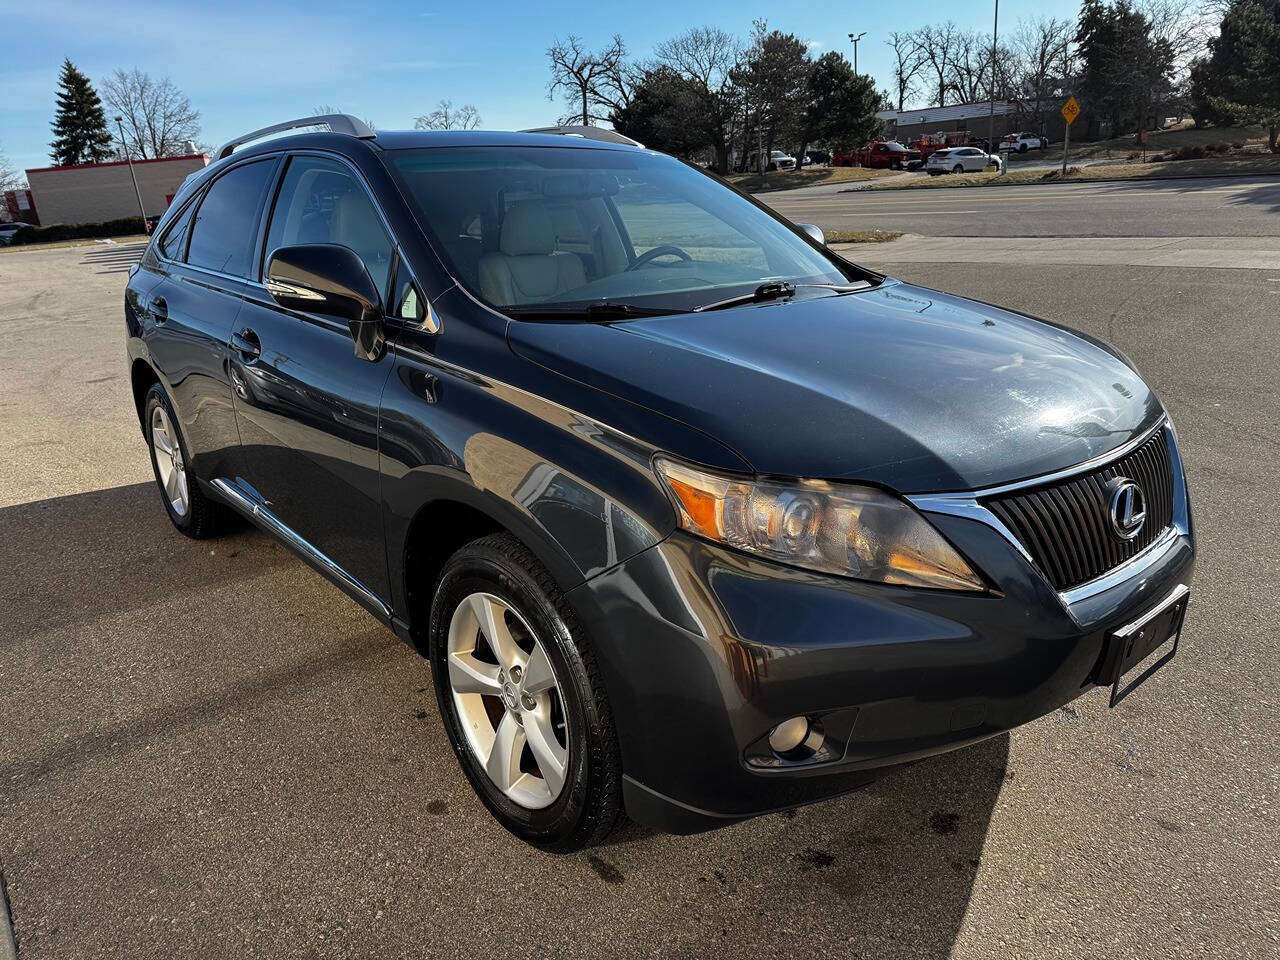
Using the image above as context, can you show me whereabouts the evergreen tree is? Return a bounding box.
[1198,0,1280,151]
[49,59,114,166]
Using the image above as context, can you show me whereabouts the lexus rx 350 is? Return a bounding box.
[124,116,1194,851]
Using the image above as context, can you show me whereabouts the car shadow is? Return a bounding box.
[1,481,1008,958]
[592,733,1010,959]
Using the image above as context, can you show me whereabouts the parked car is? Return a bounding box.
[125,115,1195,851]
[802,150,829,166]
[926,146,999,174]
[1004,132,1049,152]
[0,221,30,245]
[741,150,795,172]
[836,140,920,170]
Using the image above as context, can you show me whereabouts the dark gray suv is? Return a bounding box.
[125,115,1194,850]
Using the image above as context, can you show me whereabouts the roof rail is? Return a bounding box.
[520,125,644,148]
[216,114,376,160]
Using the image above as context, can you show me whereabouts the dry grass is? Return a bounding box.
[866,151,1280,191]
[727,166,902,193]
[1009,122,1272,166]
[824,229,903,244]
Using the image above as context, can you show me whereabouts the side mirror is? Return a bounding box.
[796,223,825,246]
[265,244,386,361]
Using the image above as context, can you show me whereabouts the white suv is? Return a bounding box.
[1004,132,1048,153]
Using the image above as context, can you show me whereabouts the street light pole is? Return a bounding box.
[848,31,866,74]
[115,116,149,234]
[988,0,999,150]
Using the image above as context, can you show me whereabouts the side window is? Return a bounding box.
[186,160,274,277]
[157,199,196,260]
[264,155,394,303]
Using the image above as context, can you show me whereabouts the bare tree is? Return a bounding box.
[413,100,482,130]
[546,35,627,125]
[1010,17,1073,131]
[653,26,743,172]
[948,30,993,104]
[102,68,201,159]
[887,31,926,111]
[1138,0,1215,80]
[0,148,21,194]
[915,21,960,107]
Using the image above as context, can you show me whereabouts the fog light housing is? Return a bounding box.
[768,716,812,755]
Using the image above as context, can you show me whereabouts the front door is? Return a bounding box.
[229,153,398,606]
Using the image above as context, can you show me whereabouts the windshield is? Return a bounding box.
[388,146,859,317]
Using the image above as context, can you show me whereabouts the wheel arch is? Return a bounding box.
[394,482,595,654]
[130,358,161,433]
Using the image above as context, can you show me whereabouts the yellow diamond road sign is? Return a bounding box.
[1062,96,1080,126]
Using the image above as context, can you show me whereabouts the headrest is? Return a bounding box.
[500,200,555,257]
[333,191,384,248]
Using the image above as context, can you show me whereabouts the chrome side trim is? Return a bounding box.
[210,478,393,619]
[910,421,1189,607]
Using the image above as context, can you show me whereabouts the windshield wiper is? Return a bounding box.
[506,301,677,322]
[791,281,873,294]
[692,280,873,314]
[692,281,797,313]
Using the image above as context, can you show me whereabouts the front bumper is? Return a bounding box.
[568,428,1195,833]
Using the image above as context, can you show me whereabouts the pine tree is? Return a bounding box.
[49,59,115,166]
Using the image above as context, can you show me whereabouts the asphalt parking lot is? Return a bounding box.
[1,225,1277,958]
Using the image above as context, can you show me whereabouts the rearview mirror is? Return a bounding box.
[266,244,386,361]
[796,223,825,246]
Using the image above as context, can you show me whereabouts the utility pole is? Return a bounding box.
[115,116,149,234]
[987,0,999,150]
[848,32,866,74]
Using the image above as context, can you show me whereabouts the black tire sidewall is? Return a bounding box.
[428,542,608,850]
[144,384,195,532]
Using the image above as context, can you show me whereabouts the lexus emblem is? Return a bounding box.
[1107,478,1147,541]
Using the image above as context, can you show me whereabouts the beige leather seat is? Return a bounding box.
[331,190,392,294]
[478,200,586,306]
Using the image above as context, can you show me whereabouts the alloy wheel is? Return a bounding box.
[446,592,570,810]
[151,405,189,517]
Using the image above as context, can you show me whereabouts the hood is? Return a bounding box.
[506,281,1164,493]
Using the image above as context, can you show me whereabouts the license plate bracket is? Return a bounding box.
[1107,583,1190,707]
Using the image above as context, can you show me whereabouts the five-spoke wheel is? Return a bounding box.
[446,591,570,809]
[430,533,622,850]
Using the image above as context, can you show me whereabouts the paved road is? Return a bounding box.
[764,174,1280,237]
[0,241,1277,959]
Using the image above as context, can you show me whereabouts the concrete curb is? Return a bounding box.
[850,170,1280,194]
[0,870,16,960]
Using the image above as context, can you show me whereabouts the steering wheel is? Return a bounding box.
[626,244,693,271]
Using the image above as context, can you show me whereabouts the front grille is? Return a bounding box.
[984,428,1175,591]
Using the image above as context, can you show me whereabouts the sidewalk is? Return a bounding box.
[832,235,1280,270]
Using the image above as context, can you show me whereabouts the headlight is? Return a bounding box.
[654,457,985,591]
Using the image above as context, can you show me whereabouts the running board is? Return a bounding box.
[210,478,393,621]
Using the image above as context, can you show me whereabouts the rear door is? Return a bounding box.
[228,152,398,606]
[144,157,278,481]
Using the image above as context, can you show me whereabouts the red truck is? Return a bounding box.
[833,140,921,170]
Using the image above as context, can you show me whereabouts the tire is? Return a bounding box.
[429,533,623,851]
[953,164,965,174]
[143,383,227,538]
[1018,143,1029,153]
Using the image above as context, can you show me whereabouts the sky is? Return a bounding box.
[0,0,1083,173]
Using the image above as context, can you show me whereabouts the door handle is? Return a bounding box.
[231,327,261,360]
[150,296,168,322]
